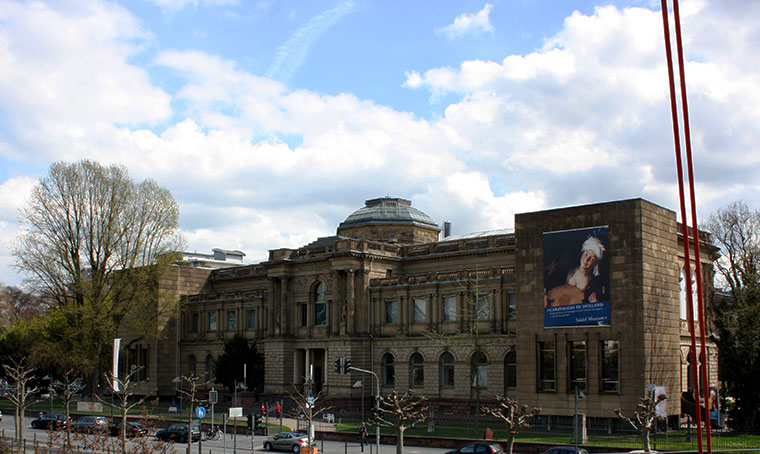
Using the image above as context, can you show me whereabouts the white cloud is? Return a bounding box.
[1,0,759,288]
[438,3,494,40]
[266,1,357,82]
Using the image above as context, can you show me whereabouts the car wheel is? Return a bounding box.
[264,442,272,451]
[293,444,301,453]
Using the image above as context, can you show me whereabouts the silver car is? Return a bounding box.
[263,431,308,453]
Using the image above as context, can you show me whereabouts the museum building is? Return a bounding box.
[131,196,718,425]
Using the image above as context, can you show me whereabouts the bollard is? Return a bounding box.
[345,440,348,454]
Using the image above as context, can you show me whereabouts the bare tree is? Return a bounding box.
[12,159,183,387]
[0,359,40,442]
[48,368,84,448]
[96,366,150,453]
[286,383,332,446]
[481,396,541,454]
[374,390,428,454]
[175,374,209,454]
[614,394,666,453]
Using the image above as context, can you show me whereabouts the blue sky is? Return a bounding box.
[1,0,759,286]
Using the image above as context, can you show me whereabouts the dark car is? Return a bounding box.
[543,447,589,454]
[156,423,200,443]
[263,431,309,453]
[110,421,148,437]
[71,415,109,433]
[31,414,70,430]
[445,442,505,454]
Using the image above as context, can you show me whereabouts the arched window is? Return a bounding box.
[205,355,216,381]
[504,350,516,391]
[440,352,455,387]
[471,351,488,388]
[410,353,424,387]
[313,282,327,326]
[188,355,197,378]
[382,353,395,386]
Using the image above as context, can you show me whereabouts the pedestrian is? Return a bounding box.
[360,423,368,445]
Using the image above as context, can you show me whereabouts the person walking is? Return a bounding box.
[359,422,368,446]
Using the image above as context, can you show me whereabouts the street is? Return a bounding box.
[0,416,450,454]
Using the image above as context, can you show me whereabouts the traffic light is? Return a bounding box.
[254,414,262,429]
[246,414,253,430]
[343,358,352,374]
[334,358,342,374]
[260,404,266,417]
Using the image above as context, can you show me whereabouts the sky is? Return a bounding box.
[1,0,758,286]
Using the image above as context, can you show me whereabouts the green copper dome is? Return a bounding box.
[338,197,438,229]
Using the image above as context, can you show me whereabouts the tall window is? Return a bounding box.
[475,293,489,320]
[410,353,424,387]
[188,355,197,377]
[505,349,517,391]
[568,341,587,392]
[471,351,488,388]
[190,312,199,333]
[246,309,255,330]
[507,292,517,320]
[300,304,308,327]
[205,355,215,381]
[127,346,148,380]
[227,310,236,330]
[314,282,327,326]
[538,341,556,391]
[208,311,217,331]
[413,297,427,323]
[440,352,455,387]
[442,295,457,321]
[385,299,398,324]
[600,340,619,392]
[382,353,395,385]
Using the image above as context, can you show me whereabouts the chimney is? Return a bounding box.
[443,221,451,238]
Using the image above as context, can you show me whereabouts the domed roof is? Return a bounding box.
[338,197,438,229]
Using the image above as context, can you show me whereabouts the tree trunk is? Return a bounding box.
[505,435,516,454]
[643,431,651,452]
[396,427,406,454]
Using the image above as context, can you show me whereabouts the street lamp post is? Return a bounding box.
[574,387,585,452]
[348,366,380,454]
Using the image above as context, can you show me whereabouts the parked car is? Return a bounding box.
[263,431,309,453]
[156,423,200,443]
[71,415,109,433]
[110,421,148,437]
[445,442,505,454]
[31,414,70,430]
[543,447,589,454]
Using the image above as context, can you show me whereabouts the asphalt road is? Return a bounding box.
[0,416,451,454]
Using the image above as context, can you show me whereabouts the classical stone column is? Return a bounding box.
[347,269,355,335]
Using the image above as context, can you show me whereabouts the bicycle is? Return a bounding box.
[204,426,223,441]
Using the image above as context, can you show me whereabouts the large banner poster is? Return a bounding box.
[543,226,610,327]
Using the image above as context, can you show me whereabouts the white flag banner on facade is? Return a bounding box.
[112,338,121,392]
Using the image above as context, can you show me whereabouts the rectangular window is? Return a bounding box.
[208,310,217,331]
[300,304,308,327]
[413,297,426,323]
[475,293,490,320]
[314,302,326,326]
[246,309,255,330]
[442,295,457,321]
[190,312,199,333]
[385,299,398,324]
[568,341,587,392]
[538,341,556,392]
[507,292,517,320]
[227,310,236,330]
[601,340,619,393]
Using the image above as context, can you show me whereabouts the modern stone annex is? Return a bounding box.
[128,196,718,425]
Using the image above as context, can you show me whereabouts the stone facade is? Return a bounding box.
[127,197,718,422]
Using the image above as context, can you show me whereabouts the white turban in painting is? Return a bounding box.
[581,236,605,276]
